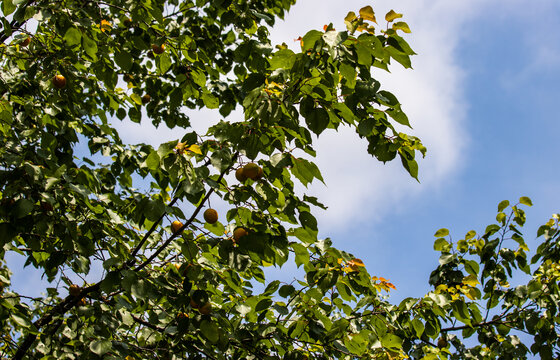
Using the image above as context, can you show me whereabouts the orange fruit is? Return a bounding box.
[52,75,67,89]
[233,227,248,242]
[78,297,87,306]
[255,166,264,179]
[20,37,31,47]
[243,163,260,180]
[189,298,200,309]
[141,94,151,104]
[203,208,218,224]
[198,302,212,315]
[171,220,184,234]
[69,284,81,297]
[151,43,165,54]
[235,167,247,182]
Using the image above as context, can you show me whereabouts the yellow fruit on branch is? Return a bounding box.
[78,297,87,306]
[52,75,66,89]
[171,220,184,234]
[203,208,218,224]
[437,336,448,348]
[69,284,81,297]
[20,37,31,47]
[235,167,247,182]
[243,163,261,180]
[198,302,212,315]
[255,166,264,179]
[233,227,248,242]
[189,298,200,309]
[152,43,165,54]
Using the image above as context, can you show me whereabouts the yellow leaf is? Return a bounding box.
[385,10,403,23]
[344,11,357,22]
[100,19,112,32]
[359,6,377,23]
[186,144,202,155]
[462,274,480,287]
[348,258,365,271]
[392,21,411,33]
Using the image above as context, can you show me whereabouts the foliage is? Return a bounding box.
[0,0,558,359]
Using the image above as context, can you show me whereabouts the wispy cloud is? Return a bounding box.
[269,0,475,231]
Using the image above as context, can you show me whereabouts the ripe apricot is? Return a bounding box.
[198,302,212,315]
[243,163,260,180]
[69,284,81,297]
[203,208,218,224]
[152,43,165,54]
[233,227,248,242]
[141,94,151,104]
[52,75,66,89]
[255,166,264,179]
[189,298,200,309]
[235,167,247,182]
[20,37,31,47]
[171,220,184,234]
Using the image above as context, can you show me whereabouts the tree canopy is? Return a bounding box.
[0,0,559,359]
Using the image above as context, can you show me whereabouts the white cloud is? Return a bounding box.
[269,0,475,231]
[108,0,478,233]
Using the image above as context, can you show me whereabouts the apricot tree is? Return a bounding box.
[1,0,559,359]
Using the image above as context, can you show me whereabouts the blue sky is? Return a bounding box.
[7,0,560,314]
[264,0,560,301]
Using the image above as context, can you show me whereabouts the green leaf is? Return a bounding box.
[339,63,356,88]
[434,228,449,237]
[322,30,347,48]
[115,51,133,71]
[157,53,172,74]
[64,27,82,47]
[519,196,533,206]
[392,21,411,33]
[359,6,376,23]
[411,318,424,337]
[82,34,98,60]
[130,93,142,105]
[301,30,323,50]
[2,0,16,16]
[255,298,272,312]
[269,49,296,70]
[200,320,219,343]
[279,285,295,298]
[145,150,160,171]
[202,91,219,109]
[304,107,329,135]
[385,10,403,22]
[433,238,449,252]
[381,333,402,350]
[497,200,510,212]
[89,340,112,356]
[292,242,309,267]
[11,314,31,328]
[13,199,33,218]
